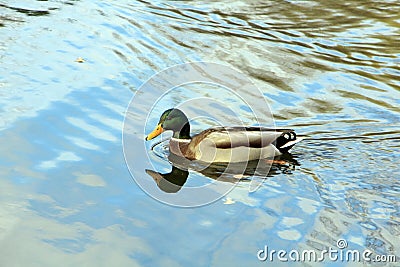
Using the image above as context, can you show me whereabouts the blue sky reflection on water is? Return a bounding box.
[1,0,400,266]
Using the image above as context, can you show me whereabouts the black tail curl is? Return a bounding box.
[275,130,297,153]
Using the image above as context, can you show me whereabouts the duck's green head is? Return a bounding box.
[145,108,191,140]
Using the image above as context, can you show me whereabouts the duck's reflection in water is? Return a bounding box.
[145,167,189,193]
[146,153,299,193]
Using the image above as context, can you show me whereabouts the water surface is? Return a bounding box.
[0,0,399,266]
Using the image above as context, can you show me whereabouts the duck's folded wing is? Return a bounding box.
[196,127,294,149]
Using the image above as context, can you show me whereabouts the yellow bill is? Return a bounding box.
[145,124,164,140]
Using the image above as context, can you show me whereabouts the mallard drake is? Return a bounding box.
[145,108,302,163]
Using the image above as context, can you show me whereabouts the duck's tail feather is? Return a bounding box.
[275,130,303,153]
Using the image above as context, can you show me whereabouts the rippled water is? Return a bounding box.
[1,0,399,266]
